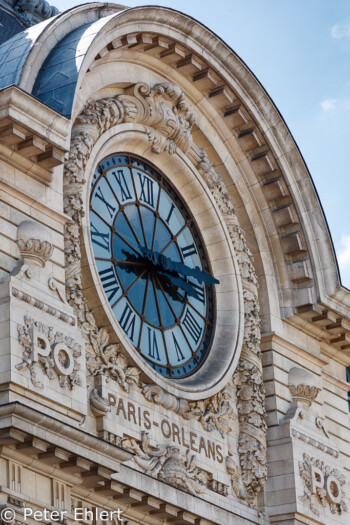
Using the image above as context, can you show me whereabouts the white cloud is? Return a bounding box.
[331,18,350,39]
[320,98,350,112]
[321,99,337,111]
[338,235,350,270]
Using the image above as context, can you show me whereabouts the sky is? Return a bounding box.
[58,0,350,288]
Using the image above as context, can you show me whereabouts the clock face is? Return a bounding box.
[89,154,217,378]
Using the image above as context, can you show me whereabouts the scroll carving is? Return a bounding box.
[64,81,266,499]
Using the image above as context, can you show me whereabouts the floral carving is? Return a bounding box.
[119,432,209,495]
[142,383,236,437]
[17,316,81,389]
[186,385,236,437]
[198,150,266,497]
[87,330,140,392]
[64,81,266,499]
[226,456,250,500]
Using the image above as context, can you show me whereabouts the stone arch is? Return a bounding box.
[15,3,339,333]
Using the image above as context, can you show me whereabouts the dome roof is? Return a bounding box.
[0,2,125,111]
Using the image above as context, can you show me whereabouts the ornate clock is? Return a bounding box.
[89,153,219,379]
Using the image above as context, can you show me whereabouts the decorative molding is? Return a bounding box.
[142,384,189,416]
[16,315,82,389]
[119,432,210,496]
[11,263,33,280]
[291,429,338,458]
[299,453,347,516]
[63,81,266,498]
[12,288,75,326]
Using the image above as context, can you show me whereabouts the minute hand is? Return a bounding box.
[140,247,219,285]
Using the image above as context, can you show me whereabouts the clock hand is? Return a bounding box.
[156,270,203,300]
[120,249,202,300]
[140,246,219,285]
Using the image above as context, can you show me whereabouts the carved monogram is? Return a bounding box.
[63,81,266,499]
[299,453,347,516]
[17,316,82,389]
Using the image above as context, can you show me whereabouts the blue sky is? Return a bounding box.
[59,0,350,287]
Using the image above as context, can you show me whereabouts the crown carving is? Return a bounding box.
[16,220,53,267]
[288,367,320,406]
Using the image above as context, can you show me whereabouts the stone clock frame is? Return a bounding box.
[83,124,243,396]
[64,81,266,498]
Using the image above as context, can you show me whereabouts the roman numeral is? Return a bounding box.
[112,169,132,201]
[181,243,197,258]
[98,266,120,302]
[172,332,185,362]
[119,303,136,342]
[165,203,175,224]
[147,328,161,361]
[189,281,205,303]
[95,186,116,219]
[182,308,202,344]
[91,223,110,251]
[138,173,154,207]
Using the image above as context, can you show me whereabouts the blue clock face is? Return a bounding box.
[89,154,218,378]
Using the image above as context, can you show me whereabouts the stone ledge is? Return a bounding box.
[0,86,69,185]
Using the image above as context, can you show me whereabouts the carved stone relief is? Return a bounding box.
[16,220,54,267]
[299,453,347,516]
[17,316,82,389]
[118,431,229,496]
[10,0,59,27]
[63,81,266,499]
[288,366,320,406]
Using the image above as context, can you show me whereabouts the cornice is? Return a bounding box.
[0,402,132,466]
[0,86,69,185]
[261,332,329,368]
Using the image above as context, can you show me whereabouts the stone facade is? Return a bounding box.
[0,3,349,525]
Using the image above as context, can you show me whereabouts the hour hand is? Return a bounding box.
[140,247,219,285]
[157,270,203,300]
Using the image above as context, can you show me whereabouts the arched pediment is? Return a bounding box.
[3,3,341,332]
